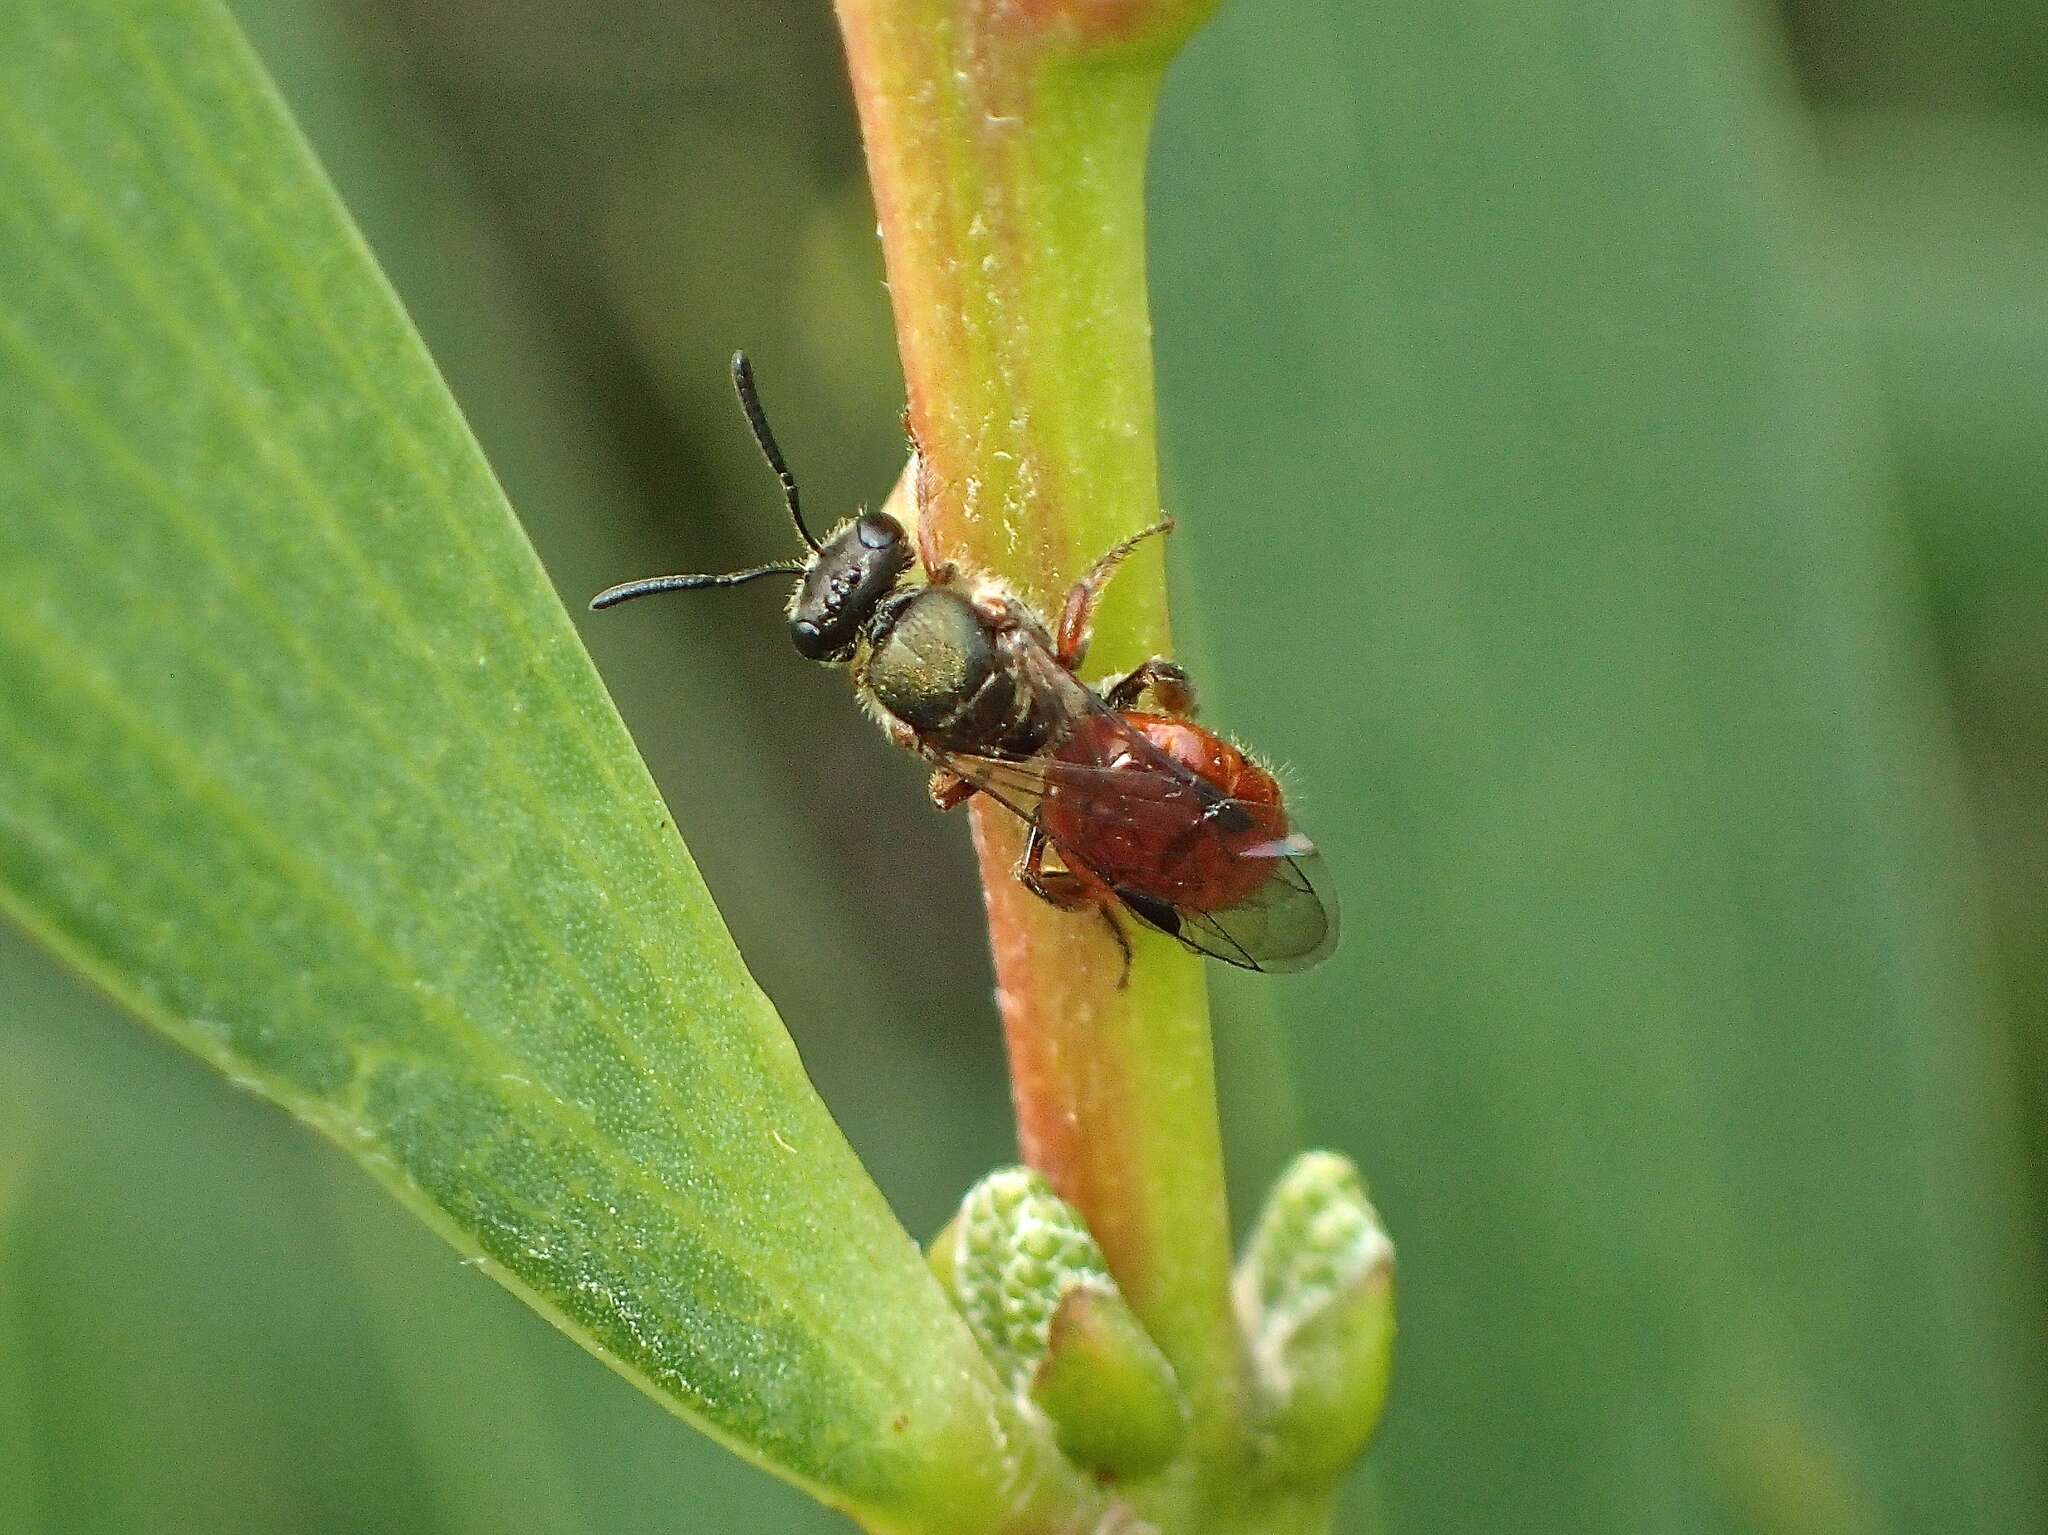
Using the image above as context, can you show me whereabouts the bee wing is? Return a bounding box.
[932,749,1242,855]
[933,749,1340,974]
[1005,631,1241,817]
[1114,835,1339,973]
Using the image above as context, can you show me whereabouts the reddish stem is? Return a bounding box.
[837,0,1245,1469]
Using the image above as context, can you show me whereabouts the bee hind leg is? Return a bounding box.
[1096,905,1135,988]
[1099,658,1198,717]
[1015,827,1135,987]
[1015,826,1091,908]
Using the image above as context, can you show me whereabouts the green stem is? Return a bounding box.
[833,0,1246,1485]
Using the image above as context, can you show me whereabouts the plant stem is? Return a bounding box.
[833,0,1246,1478]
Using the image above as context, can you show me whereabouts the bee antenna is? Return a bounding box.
[589,560,805,611]
[730,351,822,555]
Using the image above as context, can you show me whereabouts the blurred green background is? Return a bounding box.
[2,0,2044,1531]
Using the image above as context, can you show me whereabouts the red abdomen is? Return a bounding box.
[1041,712,1286,912]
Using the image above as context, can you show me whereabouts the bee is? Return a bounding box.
[592,353,1336,975]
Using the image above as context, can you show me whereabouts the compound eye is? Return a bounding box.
[790,617,830,661]
[856,514,904,551]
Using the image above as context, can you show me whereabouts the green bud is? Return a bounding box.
[948,1167,1188,1477]
[1032,1285,1188,1476]
[925,1210,963,1295]
[1236,1151,1396,1485]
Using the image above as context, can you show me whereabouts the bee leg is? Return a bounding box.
[1097,904,1135,988]
[911,439,957,584]
[1099,658,1198,717]
[1016,826,1070,901]
[1016,829,1135,986]
[928,768,976,812]
[1016,826,1090,908]
[1055,515,1176,670]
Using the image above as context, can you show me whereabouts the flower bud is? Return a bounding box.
[941,1167,1188,1477]
[1235,1151,1396,1484]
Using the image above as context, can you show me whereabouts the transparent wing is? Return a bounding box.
[1115,834,1339,973]
[939,750,1254,863]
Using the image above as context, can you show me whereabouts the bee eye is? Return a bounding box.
[856,514,903,551]
[791,618,830,661]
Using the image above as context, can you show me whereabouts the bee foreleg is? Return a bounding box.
[911,441,957,583]
[1099,657,1198,716]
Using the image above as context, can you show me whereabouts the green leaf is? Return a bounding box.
[0,1,1049,1523]
[1817,109,2048,1234]
[1151,3,2048,1532]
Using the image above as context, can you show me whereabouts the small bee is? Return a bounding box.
[593,353,1335,975]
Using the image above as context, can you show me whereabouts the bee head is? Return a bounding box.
[590,352,911,649]
[789,513,913,663]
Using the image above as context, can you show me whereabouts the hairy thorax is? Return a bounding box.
[859,582,1077,759]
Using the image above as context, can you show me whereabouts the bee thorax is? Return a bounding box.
[862,586,1071,757]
